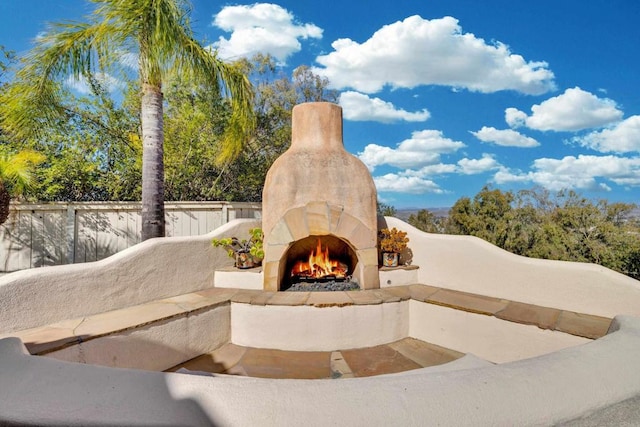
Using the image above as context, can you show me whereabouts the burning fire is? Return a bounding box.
[290,239,348,279]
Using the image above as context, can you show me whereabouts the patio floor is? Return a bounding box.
[167,337,465,379]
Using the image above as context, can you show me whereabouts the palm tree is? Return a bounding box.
[0,0,254,240]
[0,150,45,225]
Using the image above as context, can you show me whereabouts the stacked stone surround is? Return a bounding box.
[262,102,379,291]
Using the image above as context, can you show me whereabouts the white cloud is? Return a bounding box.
[408,163,458,176]
[339,91,430,123]
[312,15,555,95]
[505,87,623,131]
[211,3,322,63]
[358,130,465,171]
[471,126,540,147]
[494,155,640,190]
[65,73,125,94]
[374,173,444,194]
[457,154,501,174]
[573,115,640,153]
[504,108,528,128]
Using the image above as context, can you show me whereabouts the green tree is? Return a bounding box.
[408,209,443,233]
[445,196,475,235]
[0,47,46,225]
[217,59,337,201]
[549,191,639,277]
[377,201,397,217]
[445,185,514,246]
[444,186,640,280]
[0,150,45,225]
[162,54,337,202]
[0,0,254,240]
[1,73,141,202]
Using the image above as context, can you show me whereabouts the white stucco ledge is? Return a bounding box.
[1,315,640,426]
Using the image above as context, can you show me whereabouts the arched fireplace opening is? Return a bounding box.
[281,235,358,291]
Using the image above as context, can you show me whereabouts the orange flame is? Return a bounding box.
[291,239,348,279]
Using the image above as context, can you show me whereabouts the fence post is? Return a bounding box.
[65,204,76,264]
[222,203,229,225]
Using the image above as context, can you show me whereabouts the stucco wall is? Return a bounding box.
[231,301,409,351]
[384,217,640,318]
[0,219,260,334]
[46,305,230,371]
[2,216,639,336]
[409,300,589,363]
[2,316,640,426]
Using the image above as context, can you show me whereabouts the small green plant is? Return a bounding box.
[212,227,264,268]
[379,227,409,253]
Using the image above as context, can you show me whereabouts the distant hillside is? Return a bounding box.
[395,205,640,222]
[395,207,450,222]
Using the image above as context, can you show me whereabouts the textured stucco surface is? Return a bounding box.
[228,300,587,360]
[0,219,259,334]
[1,216,640,425]
[409,300,589,363]
[2,316,640,426]
[383,216,640,318]
[2,216,638,336]
[46,305,230,371]
[230,301,410,351]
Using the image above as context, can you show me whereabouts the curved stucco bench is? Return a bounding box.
[3,285,608,370]
[2,316,640,426]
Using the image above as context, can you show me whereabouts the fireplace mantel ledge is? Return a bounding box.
[213,265,421,290]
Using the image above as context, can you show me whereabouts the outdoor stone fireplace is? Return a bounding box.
[262,102,380,291]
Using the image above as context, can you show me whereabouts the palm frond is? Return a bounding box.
[0,150,46,196]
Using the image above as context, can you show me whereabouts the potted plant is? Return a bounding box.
[378,227,409,267]
[211,227,264,269]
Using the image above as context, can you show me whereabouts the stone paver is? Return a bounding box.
[388,337,464,368]
[266,291,310,306]
[168,338,464,379]
[73,301,185,338]
[167,343,247,375]
[231,290,264,304]
[496,301,561,330]
[162,292,211,311]
[407,284,440,301]
[341,343,423,377]
[345,290,383,305]
[330,351,354,378]
[239,348,331,379]
[306,291,353,307]
[195,287,239,303]
[555,311,612,339]
[427,289,509,315]
[371,289,402,303]
[381,286,413,301]
[16,319,83,355]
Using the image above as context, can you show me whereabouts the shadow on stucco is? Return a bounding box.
[0,337,218,426]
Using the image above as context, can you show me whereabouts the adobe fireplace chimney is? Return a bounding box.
[262,102,380,291]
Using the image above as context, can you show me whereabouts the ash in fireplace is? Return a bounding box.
[285,280,360,292]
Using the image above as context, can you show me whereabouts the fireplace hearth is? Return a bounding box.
[262,102,380,291]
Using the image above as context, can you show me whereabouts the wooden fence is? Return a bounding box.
[0,201,262,274]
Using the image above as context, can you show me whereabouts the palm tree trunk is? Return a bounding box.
[0,181,9,226]
[141,83,166,240]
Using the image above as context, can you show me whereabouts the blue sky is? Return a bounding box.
[1,1,639,208]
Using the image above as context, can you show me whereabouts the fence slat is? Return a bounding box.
[0,201,261,274]
[43,210,65,267]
